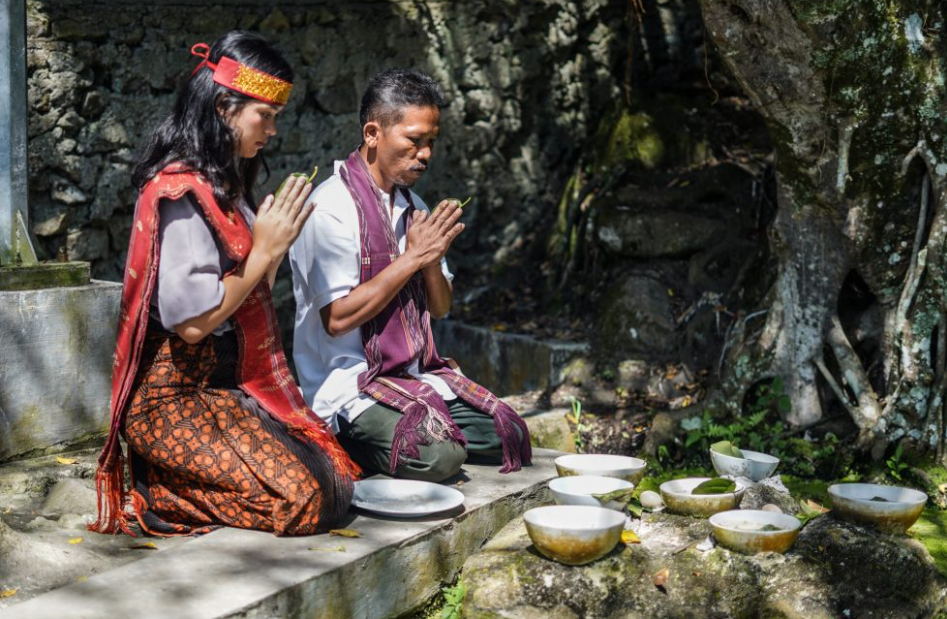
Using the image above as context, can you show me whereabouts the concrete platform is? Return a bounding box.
[0,449,561,619]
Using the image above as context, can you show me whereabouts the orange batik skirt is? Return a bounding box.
[123,327,352,536]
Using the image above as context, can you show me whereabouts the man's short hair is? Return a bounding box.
[359,68,446,129]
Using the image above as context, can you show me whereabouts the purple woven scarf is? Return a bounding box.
[339,150,531,474]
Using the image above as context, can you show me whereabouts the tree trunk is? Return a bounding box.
[697,0,947,453]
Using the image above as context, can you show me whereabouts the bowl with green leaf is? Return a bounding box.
[659,477,746,517]
[709,509,801,554]
[548,475,634,511]
[709,440,779,482]
[828,483,927,533]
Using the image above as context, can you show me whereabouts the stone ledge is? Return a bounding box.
[0,262,90,292]
[0,280,122,462]
[0,449,562,619]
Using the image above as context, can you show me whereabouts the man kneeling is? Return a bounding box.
[290,69,531,482]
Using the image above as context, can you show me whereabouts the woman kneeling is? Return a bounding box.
[90,31,360,537]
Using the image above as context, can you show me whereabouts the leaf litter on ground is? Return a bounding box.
[653,567,669,593]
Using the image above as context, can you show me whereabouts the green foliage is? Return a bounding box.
[440,579,466,619]
[886,443,909,481]
[570,397,586,454]
[909,508,947,578]
[682,377,845,477]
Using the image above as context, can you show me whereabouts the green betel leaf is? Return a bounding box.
[276,165,319,197]
[626,498,643,518]
[691,478,737,495]
[433,197,472,215]
[759,524,784,532]
[592,488,636,506]
[710,440,744,459]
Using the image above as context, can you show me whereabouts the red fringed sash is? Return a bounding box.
[91,164,360,535]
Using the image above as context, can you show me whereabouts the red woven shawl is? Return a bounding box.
[91,164,360,534]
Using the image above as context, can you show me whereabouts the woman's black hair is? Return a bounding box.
[131,31,293,209]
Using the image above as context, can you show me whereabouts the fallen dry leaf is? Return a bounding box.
[76,576,88,583]
[1,508,11,515]
[653,567,669,592]
[68,537,83,545]
[308,545,347,552]
[329,529,360,538]
[128,543,157,550]
[621,530,641,544]
[804,499,831,514]
[56,456,78,465]
[0,589,17,598]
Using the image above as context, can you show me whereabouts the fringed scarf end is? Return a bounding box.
[88,453,135,536]
[494,405,532,474]
[389,402,466,475]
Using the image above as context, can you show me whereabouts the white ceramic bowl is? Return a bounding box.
[828,483,927,533]
[659,477,746,517]
[710,448,780,482]
[555,454,647,484]
[548,475,635,511]
[523,505,626,565]
[709,509,801,554]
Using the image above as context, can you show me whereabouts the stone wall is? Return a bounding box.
[25,0,630,284]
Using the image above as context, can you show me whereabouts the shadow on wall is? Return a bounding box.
[26,0,630,281]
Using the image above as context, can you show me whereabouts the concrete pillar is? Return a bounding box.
[0,0,28,265]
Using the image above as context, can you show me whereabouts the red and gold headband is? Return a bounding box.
[190,43,293,106]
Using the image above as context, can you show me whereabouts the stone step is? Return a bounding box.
[0,449,562,619]
[432,319,588,397]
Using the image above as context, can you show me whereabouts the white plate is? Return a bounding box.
[351,479,465,518]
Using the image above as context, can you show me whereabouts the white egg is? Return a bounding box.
[640,490,664,508]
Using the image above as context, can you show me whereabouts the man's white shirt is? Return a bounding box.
[289,160,456,432]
